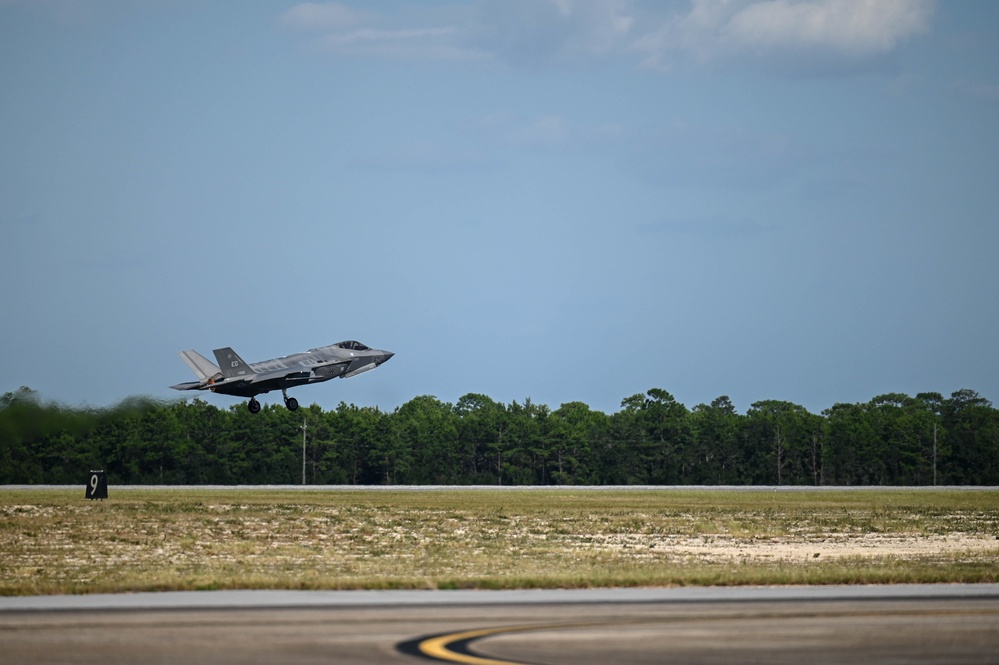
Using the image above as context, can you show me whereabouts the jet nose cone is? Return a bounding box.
[380,351,394,364]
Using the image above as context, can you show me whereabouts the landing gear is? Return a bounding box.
[245,394,297,413]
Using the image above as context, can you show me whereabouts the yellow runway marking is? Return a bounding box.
[417,625,537,665]
[408,608,999,664]
[416,621,611,665]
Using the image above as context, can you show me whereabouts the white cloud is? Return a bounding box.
[635,0,936,71]
[473,0,636,65]
[281,2,483,60]
[280,1,935,73]
[281,0,636,65]
[722,0,935,57]
[546,0,636,57]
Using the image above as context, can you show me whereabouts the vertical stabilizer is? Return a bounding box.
[213,347,256,379]
[179,350,222,382]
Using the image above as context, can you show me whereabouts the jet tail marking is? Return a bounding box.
[213,347,257,379]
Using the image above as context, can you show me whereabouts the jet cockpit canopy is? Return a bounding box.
[333,340,370,351]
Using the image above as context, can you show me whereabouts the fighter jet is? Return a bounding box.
[170,340,393,413]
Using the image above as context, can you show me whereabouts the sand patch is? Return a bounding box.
[584,532,999,563]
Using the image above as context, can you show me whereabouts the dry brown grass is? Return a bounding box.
[2,488,997,595]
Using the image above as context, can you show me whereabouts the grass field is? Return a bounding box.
[1,488,997,595]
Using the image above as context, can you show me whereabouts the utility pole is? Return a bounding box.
[301,417,308,485]
[933,422,937,486]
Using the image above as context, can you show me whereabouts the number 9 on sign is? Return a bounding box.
[86,470,108,500]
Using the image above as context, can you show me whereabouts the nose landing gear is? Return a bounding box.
[248,398,261,414]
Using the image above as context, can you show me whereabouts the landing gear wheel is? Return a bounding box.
[248,398,261,414]
[281,388,299,411]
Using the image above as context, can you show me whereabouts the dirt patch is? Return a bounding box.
[584,533,999,562]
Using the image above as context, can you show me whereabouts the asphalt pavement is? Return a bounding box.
[3,585,998,664]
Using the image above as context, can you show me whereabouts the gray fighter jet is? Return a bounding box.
[170,340,393,413]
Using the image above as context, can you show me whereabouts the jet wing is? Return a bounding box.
[247,361,351,385]
[249,369,311,384]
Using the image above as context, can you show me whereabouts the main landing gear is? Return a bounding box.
[245,391,299,413]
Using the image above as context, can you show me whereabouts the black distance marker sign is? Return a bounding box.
[86,470,108,500]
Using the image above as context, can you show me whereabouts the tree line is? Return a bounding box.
[2,386,997,486]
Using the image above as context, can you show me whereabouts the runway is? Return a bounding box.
[3,586,998,664]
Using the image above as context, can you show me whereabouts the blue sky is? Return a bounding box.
[2,0,997,415]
